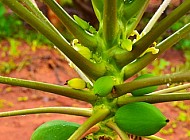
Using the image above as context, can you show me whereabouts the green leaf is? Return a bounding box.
[91,0,104,22]
[73,15,90,30]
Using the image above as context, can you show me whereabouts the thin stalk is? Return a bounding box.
[2,0,106,79]
[0,76,97,103]
[144,135,165,140]
[106,121,129,140]
[68,106,110,140]
[103,0,118,48]
[149,83,190,95]
[123,22,190,79]
[114,71,190,97]
[42,0,97,49]
[142,0,172,34]
[115,0,190,67]
[0,107,92,117]
[117,93,190,106]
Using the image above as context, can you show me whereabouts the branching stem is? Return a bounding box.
[115,0,190,67]
[123,22,190,79]
[42,0,97,49]
[1,0,106,79]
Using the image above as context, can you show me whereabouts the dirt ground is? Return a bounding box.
[0,41,189,140]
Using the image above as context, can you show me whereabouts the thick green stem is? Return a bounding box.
[42,0,97,49]
[115,0,190,67]
[1,0,106,79]
[68,106,110,140]
[114,71,190,97]
[117,93,190,106]
[0,107,92,117]
[123,22,190,79]
[106,121,129,140]
[103,0,118,48]
[0,76,97,103]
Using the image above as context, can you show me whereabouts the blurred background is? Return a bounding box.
[0,0,189,140]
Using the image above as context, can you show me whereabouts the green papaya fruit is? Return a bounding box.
[131,74,158,96]
[93,76,114,97]
[31,120,80,140]
[67,78,86,89]
[115,102,169,136]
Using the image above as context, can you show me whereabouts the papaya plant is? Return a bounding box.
[1,0,190,139]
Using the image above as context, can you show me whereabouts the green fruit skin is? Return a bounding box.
[115,102,168,136]
[131,74,158,96]
[31,120,80,140]
[93,76,114,97]
[68,78,86,89]
[77,47,92,60]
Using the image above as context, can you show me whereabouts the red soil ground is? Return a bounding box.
[0,41,189,140]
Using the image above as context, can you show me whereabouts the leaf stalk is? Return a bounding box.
[0,107,92,117]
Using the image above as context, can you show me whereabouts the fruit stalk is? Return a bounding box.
[68,106,110,140]
[106,121,130,140]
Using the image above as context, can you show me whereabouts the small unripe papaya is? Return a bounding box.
[67,78,86,89]
[31,120,80,140]
[74,46,92,60]
[115,102,169,136]
[93,76,114,97]
[131,74,158,96]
